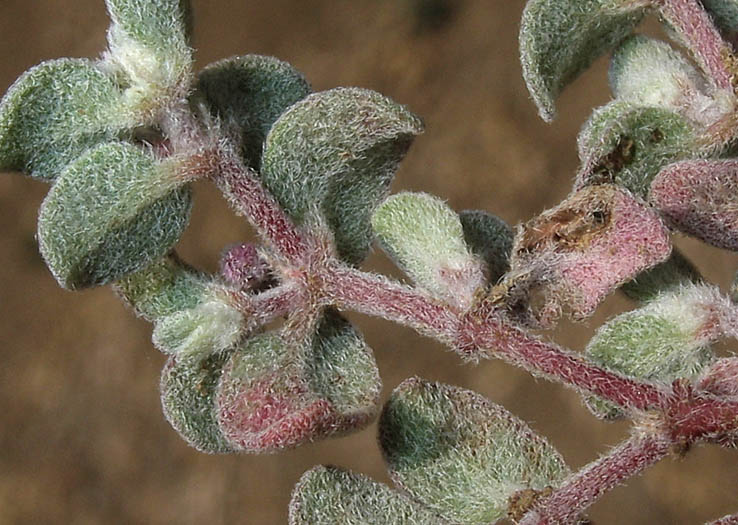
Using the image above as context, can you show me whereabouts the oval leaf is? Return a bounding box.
[261,87,424,265]
[520,0,645,121]
[576,101,697,197]
[215,311,380,452]
[196,54,311,168]
[0,59,125,181]
[289,466,450,525]
[372,192,486,310]
[379,377,569,524]
[508,184,671,326]
[38,142,192,289]
[585,284,724,418]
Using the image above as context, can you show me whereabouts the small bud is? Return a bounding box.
[650,159,738,251]
[372,193,486,310]
[196,54,311,168]
[576,101,696,197]
[585,284,725,418]
[379,377,569,524]
[215,311,380,452]
[620,248,702,303]
[0,59,125,181]
[261,87,424,265]
[520,0,646,121]
[509,184,671,325]
[37,142,192,289]
[459,209,513,284]
[289,466,450,525]
[160,352,234,453]
[115,253,207,321]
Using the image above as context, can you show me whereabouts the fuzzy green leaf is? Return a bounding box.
[520,0,645,121]
[459,209,513,284]
[372,192,485,310]
[38,142,192,289]
[261,87,424,265]
[585,284,723,418]
[215,311,380,452]
[196,55,311,168]
[379,377,569,524]
[289,466,450,525]
[0,59,126,181]
[160,352,234,453]
[115,253,208,321]
[576,101,697,197]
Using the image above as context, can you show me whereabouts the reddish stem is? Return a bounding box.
[659,0,735,90]
[213,150,307,265]
[321,263,667,411]
[519,433,672,525]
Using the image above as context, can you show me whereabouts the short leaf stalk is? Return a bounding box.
[4,0,738,523]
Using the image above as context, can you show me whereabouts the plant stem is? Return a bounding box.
[519,433,672,525]
[213,149,308,265]
[658,0,735,90]
[321,263,667,411]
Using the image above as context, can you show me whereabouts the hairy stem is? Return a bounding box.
[519,433,672,525]
[321,263,667,411]
[658,0,735,90]
[213,149,308,265]
[708,513,738,525]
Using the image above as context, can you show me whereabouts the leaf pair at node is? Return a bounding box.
[290,378,570,524]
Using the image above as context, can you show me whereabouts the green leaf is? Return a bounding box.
[261,87,424,265]
[289,466,450,525]
[195,55,311,168]
[215,310,380,452]
[576,101,697,197]
[520,0,646,121]
[585,284,722,418]
[379,377,569,524]
[372,192,486,309]
[459,209,513,284]
[0,59,126,181]
[38,142,192,289]
[160,352,234,454]
[115,253,208,321]
[104,0,193,107]
[620,248,702,303]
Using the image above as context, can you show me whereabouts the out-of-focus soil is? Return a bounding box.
[0,1,736,523]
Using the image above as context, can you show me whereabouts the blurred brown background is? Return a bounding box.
[0,1,736,523]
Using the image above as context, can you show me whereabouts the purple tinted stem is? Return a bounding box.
[214,150,307,264]
[659,0,734,90]
[322,263,667,411]
[520,434,672,525]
